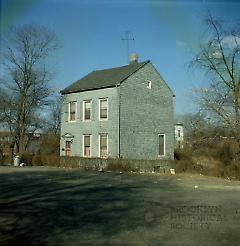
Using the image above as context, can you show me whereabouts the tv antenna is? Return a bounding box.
[121,30,134,63]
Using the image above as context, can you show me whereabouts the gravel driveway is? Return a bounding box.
[0,166,239,246]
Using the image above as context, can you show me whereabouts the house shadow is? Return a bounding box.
[1,170,238,246]
[0,170,183,246]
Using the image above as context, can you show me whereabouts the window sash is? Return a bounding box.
[83,100,91,121]
[69,101,76,121]
[159,134,165,156]
[83,135,91,157]
[99,134,108,158]
[99,99,108,120]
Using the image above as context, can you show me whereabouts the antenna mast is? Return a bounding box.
[121,31,134,63]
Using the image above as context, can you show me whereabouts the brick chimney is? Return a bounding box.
[129,53,138,64]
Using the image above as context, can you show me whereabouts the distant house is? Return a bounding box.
[60,55,175,160]
[174,123,184,149]
[0,131,41,158]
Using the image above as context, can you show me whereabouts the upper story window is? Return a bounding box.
[147,80,152,89]
[99,98,108,120]
[69,101,77,122]
[83,100,91,121]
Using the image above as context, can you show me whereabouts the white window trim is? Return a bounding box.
[98,133,108,158]
[147,80,152,89]
[68,101,77,122]
[83,100,92,122]
[99,98,108,121]
[83,135,91,157]
[158,133,165,157]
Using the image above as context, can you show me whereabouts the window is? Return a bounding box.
[83,135,91,157]
[178,130,181,138]
[83,100,91,121]
[69,101,76,122]
[158,134,165,156]
[147,80,152,89]
[178,140,181,149]
[65,141,71,157]
[99,134,108,158]
[99,98,108,120]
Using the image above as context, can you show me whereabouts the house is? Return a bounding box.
[60,54,175,160]
[174,123,184,149]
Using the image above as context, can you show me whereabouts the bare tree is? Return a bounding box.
[43,95,61,135]
[0,24,58,153]
[191,14,240,158]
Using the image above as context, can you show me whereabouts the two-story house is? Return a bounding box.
[174,123,184,149]
[60,55,175,160]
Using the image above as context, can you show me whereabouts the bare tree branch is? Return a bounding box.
[0,24,58,153]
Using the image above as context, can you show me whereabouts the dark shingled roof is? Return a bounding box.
[61,60,150,94]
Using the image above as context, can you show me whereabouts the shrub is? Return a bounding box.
[174,147,192,160]
[32,155,43,166]
[40,134,60,156]
[106,159,134,172]
[41,155,60,167]
[20,152,33,165]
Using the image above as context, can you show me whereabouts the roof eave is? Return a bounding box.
[60,84,119,95]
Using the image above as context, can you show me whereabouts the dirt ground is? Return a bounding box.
[0,166,239,246]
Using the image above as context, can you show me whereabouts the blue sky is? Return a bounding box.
[1,0,240,115]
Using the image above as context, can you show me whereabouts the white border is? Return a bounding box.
[98,133,108,158]
[99,98,108,121]
[158,133,165,157]
[83,134,91,157]
[83,100,92,121]
[68,101,77,122]
[147,80,152,89]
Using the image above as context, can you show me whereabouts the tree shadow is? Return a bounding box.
[0,170,239,246]
[0,170,182,245]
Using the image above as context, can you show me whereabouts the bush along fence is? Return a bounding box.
[59,157,174,173]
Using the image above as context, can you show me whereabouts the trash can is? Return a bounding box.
[14,155,20,167]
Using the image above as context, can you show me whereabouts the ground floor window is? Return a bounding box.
[158,134,165,156]
[65,141,71,157]
[83,135,91,157]
[99,133,108,158]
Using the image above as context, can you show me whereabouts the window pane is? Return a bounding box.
[100,134,108,158]
[100,136,107,147]
[84,135,91,157]
[65,141,71,157]
[66,141,71,149]
[100,99,108,119]
[101,100,107,108]
[100,109,107,119]
[69,102,76,121]
[84,136,90,147]
[159,134,165,156]
[84,101,91,120]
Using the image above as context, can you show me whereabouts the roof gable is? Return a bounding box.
[61,61,150,94]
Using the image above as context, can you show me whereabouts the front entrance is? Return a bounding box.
[65,141,71,157]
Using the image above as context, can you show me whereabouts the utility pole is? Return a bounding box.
[121,30,134,63]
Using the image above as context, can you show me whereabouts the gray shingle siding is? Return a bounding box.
[60,61,174,160]
[60,87,119,157]
[119,62,174,160]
